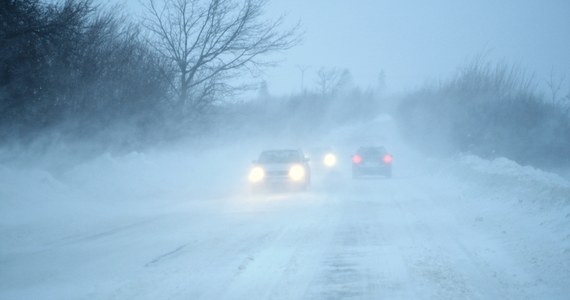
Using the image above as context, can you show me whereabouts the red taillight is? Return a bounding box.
[352,154,362,164]
[383,154,393,164]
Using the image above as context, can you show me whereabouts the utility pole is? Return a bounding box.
[297,65,310,94]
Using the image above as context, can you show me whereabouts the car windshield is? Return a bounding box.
[258,150,303,163]
[358,147,386,157]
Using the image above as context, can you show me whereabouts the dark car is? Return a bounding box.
[248,149,311,191]
[351,146,393,178]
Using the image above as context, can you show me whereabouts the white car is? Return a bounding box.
[248,149,311,191]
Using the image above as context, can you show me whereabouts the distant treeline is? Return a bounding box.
[219,87,385,141]
[397,58,570,170]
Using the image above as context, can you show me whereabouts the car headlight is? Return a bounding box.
[323,153,337,167]
[248,166,265,183]
[288,165,306,181]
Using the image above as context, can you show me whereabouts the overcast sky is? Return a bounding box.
[108,0,570,95]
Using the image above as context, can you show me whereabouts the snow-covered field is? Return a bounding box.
[1,119,569,299]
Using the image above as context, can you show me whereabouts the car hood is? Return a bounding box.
[258,163,295,172]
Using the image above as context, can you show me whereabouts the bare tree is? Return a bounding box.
[316,67,339,97]
[377,70,386,95]
[316,67,352,97]
[336,68,353,92]
[142,0,300,113]
[546,69,566,103]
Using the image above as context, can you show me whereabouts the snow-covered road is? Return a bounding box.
[2,147,569,299]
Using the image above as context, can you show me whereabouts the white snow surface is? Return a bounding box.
[1,118,570,299]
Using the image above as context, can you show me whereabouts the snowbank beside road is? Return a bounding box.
[0,144,253,256]
[425,154,570,298]
[457,154,570,189]
[447,154,570,210]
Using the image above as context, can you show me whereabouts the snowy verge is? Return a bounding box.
[424,154,570,209]
[0,144,255,251]
[419,154,570,296]
[456,154,569,189]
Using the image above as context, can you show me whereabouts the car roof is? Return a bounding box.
[258,149,305,163]
[357,146,387,152]
[261,149,301,154]
[307,146,334,152]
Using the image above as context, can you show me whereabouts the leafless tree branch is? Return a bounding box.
[142,0,301,112]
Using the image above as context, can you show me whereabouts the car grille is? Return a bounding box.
[266,170,288,177]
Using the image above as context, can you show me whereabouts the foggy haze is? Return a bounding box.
[2,0,570,299]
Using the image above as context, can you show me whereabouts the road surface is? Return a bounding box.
[2,152,569,299]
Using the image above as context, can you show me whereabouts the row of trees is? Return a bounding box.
[396,57,570,170]
[1,0,171,143]
[293,67,386,97]
[217,68,387,140]
[0,0,299,147]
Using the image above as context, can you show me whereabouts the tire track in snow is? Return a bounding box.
[306,183,420,299]
[145,244,189,267]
